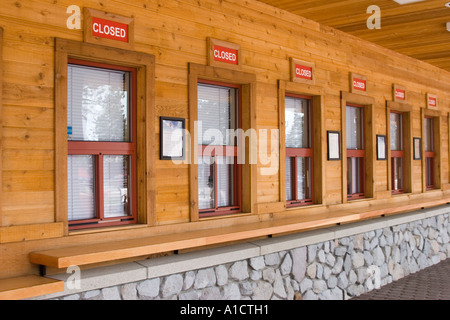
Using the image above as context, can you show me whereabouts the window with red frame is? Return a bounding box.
[67,59,137,230]
[346,104,365,200]
[390,111,404,194]
[285,94,313,206]
[197,81,241,217]
[424,116,435,190]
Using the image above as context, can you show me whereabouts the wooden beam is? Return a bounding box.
[0,223,63,244]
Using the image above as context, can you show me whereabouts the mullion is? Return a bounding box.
[96,154,105,221]
[214,153,218,210]
[292,157,298,202]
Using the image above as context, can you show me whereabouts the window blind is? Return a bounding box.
[286,157,293,201]
[424,118,433,152]
[347,157,363,194]
[216,156,234,208]
[296,157,311,200]
[68,155,96,221]
[198,156,214,210]
[197,83,237,146]
[103,155,131,218]
[390,113,402,151]
[392,157,403,190]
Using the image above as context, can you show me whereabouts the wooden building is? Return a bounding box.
[0,0,449,299]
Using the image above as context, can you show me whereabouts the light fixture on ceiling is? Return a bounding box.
[447,22,450,32]
[392,0,425,4]
[445,2,450,7]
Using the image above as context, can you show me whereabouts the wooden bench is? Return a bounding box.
[0,275,64,300]
[29,195,450,274]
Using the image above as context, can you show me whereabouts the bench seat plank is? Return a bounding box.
[29,195,450,269]
[0,275,64,300]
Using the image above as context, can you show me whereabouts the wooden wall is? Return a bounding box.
[0,0,449,277]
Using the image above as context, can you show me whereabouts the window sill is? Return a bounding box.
[68,223,148,236]
[392,192,412,197]
[346,197,374,203]
[199,211,254,222]
[285,203,323,211]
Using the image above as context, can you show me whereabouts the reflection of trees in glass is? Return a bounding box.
[346,106,363,150]
[82,74,129,142]
[68,64,130,142]
[390,113,401,150]
[285,98,308,148]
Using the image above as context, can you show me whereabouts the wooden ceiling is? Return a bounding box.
[258,0,450,72]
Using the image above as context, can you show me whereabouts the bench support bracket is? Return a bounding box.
[39,265,47,277]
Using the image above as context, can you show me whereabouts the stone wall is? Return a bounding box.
[38,207,450,300]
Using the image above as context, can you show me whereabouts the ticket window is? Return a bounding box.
[285,94,313,207]
[197,81,241,217]
[424,116,435,190]
[390,111,405,194]
[67,59,137,229]
[346,104,365,200]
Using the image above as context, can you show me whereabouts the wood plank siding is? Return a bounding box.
[0,0,449,278]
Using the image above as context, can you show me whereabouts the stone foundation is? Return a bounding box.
[36,205,450,300]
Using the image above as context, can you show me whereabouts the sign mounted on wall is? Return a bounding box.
[207,38,241,68]
[290,58,315,84]
[349,73,368,95]
[84,8,134,50]
[427,93,438,110]
[393,84,407,102]
[91,17,128,42]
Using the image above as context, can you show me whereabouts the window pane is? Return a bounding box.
[346,106,364,150]
[198,83,238,146]
[426,157,434,188]
[296,157,311,200]
[285,97,310,148]
[103,155,131,218]
[68,155,96,221]
[390,113,402,151]
[198,156,215,210]
[347,157,363,195]
[424,118,433,152]
[68,64,131,142]
[217,156,234,208]
[286,157,293,201]
[392,157,403,191]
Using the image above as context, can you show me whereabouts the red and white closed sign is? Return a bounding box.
[92,17,129,42]
[213,45,238,65]
[84,8,134,50]
[353,78,366,91]
[428,96,437,107]
[395,88,406,100]
[295,64,312,80]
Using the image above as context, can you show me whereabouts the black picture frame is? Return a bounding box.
[413,137,422,160]
[160,116,185,160]
[327,131,341,160]
[376,135,387,160]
